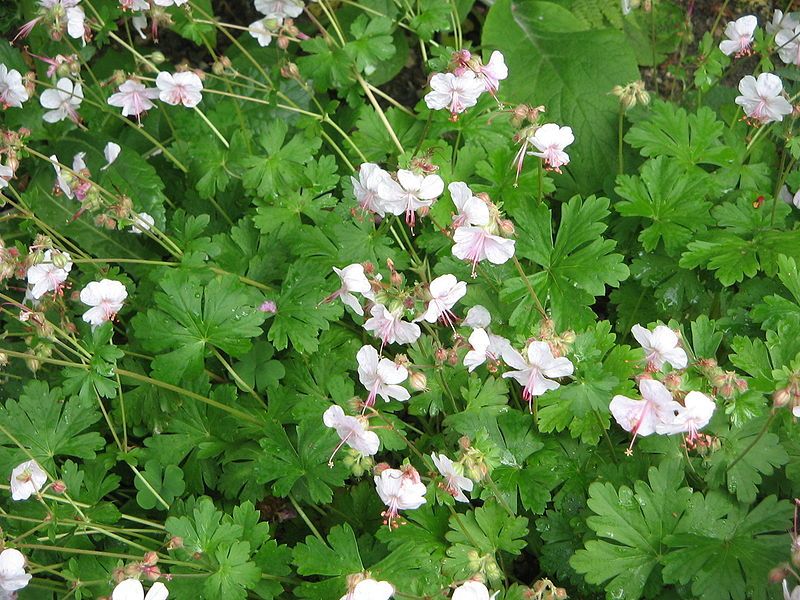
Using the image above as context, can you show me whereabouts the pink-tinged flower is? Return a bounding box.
[0,64,29,108]
[655,391,716,441]
[418,274,466,326]
[323,405,380,465]
[356,344,409,407]
[379,169,444,228]
[463,328,512,372]
[0,163,13,189]
[101,142,121,170]
[449,181,489,227]
[364,304,421,348]
[129,212,155,234]
[50,154,73,198]
[156,71,203,108]
[610,379,682,451]
[719,15,757,56]
[255,0,303,18]
[119,0,149,9]
[452,225,516,277]
[0,548,32,594]
[479,51,508,95]
[112,579,169,600]
[107,79,159,123]
[259,300,277,313]
[66,6,86,42]
[431,453,473,502]
[735,73,793,124]
[784,580,800,600]
[248,18,278,47]
[776,25,800,66]
[767,10,799,36]
[40,77,83,123]
[340,578,394,600]
[374,467,427,528]
[79,279,128,327]
[462,304,491,329]
[527,123,574,172]
[27,249,72,299]
[10,460,47,501]
[452,581,499,600]
[424,71,485,118]
[502,341,574,409]
[631,324,687,370]
[352,163,392,215]
[325,263,372,316]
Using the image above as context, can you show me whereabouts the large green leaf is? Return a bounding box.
[483,0,639,192]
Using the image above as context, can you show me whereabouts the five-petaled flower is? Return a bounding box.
[0,64,29,108]
[451,225,516,277]
[452,580,499,600]
[609,378,682,451]
[379,169,444,229]
[352,163,392,216]
[374,467,427,528]
[356,344,410,407]
[107,79,160,123]
[156,71,204,108]
[417,274,466,326]
[111,578,169,600]
[719,15,758,56]
[655,391,716,445]
[40,77,84,123]
[79,279,128,327]
[323,405,380,465]
[364,304,421,349]
[10,460,47,501]
[527,123,574,172]
[502,341,574,409]
[326,264,373,316]
[631,323,688,370]
[735,73,793,124]
[431,453,473,503]
[26,249,73,300]
[478,51,508,95]
[424,71,485,118]
[449,181,490,228]
[0,548,32,596]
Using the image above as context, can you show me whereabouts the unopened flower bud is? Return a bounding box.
[390,271,403,287]
[409,371,428,391]
[447,349,459,366]
[112,567,126,583]
[769,566,790,583]
[150,51,166,65]
[56,63,72,78]
[776,388,794,407]
[50,480,67,493]
[434,347,448,364]
[0,352,7,368]
[373,462,391,476]
[94,214,116,230]
[499,219,515,237]
[280,62,300,79]
[554,588,568,599]
[142,565,161,581]
[277,35,290,50]
[143,552,159,566]
[167,536,183,550]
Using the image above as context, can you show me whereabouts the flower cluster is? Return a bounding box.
[424,50,508,119]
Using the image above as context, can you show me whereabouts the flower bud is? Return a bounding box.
[142,565,161,581]
[167,536,183,550]
[280,62,300,79]
[51,480,67,494]
[373,462,391,476]
[434,347,448,364]
[56,62,72,78]
[143,551,159,566]
[499,219,516,237]
[277,35,290,50]
[409,371,428,391]
[0,352,7,368]
[390,270,403,287]
[769,566,790,583]
[94,214,116,230]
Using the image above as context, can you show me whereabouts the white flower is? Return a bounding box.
[735,73,793,124]
[79,279,128,327]
[449,182,489,227]
[40,77,83,123]
[631,324,687,370]
[424,71,485,117]
[462,305,491,329]
[102,142,121,170]
[374,467,427,527]
[784,579,800,600]
[352,163,392,215]
[776,25,800,66]
[479,51,507,95]
[156,71,203,108]
[329,264,372,316]
[323,405,380,460]
[130,212,155,234]
[107,79,159,121]
[767,10,799,36]
[463,328,512,372]
[452,581,499,600]
[364,304,421,348]
[502,341,574,407]
[341,578,394,600]
[379,169,444,228]
[26,249,73,299]
[254,0,303,18]
[609,378,682,441]
[418,274,466,325]
[248,18,279,46]
[66,6,86,41]
[0,64,29,108]
[452,225,516,277]
[153,0,189,5]
[0,162,13,189]
[0,548,32,594]
[431,453,473,502]
[112,579,169,600]
[527,123,574,172]
[10,460,47,501]
[719,15,757,56]
[357,344,409,406]
[655,391,716,438]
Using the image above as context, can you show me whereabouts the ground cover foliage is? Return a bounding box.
[0,0,799,598]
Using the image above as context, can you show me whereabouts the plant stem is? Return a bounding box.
[727,413,776,472]
[618,106,625,176]
[289,494,325,543]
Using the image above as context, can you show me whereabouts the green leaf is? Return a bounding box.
[345,16,395,75]
[134,460,186,511]
[165,497,241,555]
[624,101,735,167]
[293,523,364,598]
[615,156,714,255]
[571,461,692,600]
[662,494,793,600]
[0,381,104,465]
[205,541,261,600]
[483,0,640,191]
[132,270,265,384]
[444,375,509,441]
